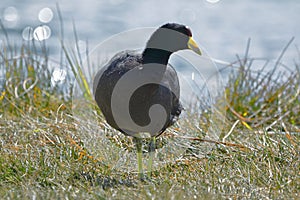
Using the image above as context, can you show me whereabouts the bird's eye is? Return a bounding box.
[185,26,192,37]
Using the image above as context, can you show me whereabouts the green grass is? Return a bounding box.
[0,22,299,199]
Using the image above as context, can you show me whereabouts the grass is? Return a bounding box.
[0,21,299,199]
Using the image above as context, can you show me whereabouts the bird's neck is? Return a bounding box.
[142,48,172,65]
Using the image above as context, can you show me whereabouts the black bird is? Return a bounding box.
[93,23,201,179]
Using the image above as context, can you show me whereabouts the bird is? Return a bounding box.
[93,23,201,179]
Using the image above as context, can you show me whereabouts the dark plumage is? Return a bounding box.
[94,50,182,136]
[93,23,201,179]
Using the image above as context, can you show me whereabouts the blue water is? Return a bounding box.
[1,0,299,64]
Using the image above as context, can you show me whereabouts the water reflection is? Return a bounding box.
[51,68,67,86]
[3,6,19,27]
[38,7,53,23]
[22,26,34,40]
[206,0,221,3]
[3,6,18,22]
[33,25,51,41]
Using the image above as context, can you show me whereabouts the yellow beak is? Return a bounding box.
[188,37,202,55]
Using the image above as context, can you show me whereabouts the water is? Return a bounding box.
[0,0,299,64]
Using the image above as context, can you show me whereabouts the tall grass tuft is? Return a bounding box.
[224,38,300,133]
[0,20,60,117]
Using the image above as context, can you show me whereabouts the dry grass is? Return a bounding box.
[0,23,299,199]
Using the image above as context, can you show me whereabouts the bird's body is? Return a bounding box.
[94,50,182,137]
[93,23,201,179]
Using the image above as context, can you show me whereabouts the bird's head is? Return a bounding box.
[145,23,202,55]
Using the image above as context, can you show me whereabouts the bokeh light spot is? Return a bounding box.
[206,0,221,3]
[22,26,34,41]
[3,6,19,22]
[51,68,67,86]
[38,7,53,23]
[33,25,51,41]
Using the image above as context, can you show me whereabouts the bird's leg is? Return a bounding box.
[133,137,144,180]
[147,136,156,178]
